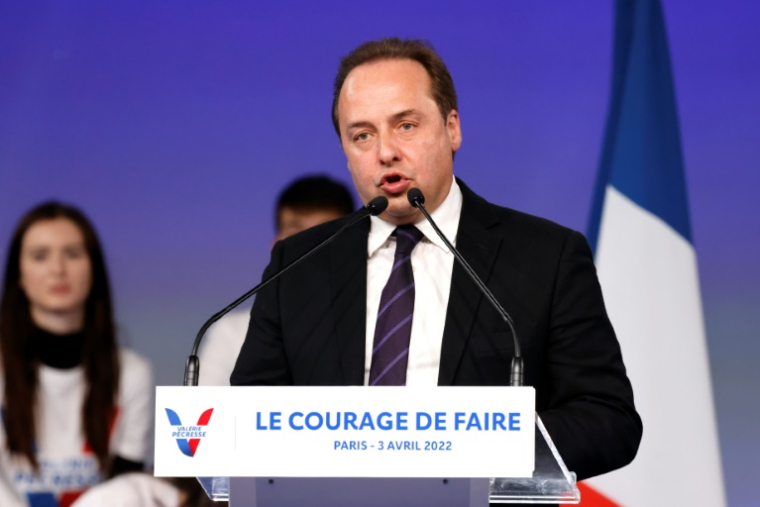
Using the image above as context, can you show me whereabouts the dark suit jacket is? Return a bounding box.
[231,179,642,481]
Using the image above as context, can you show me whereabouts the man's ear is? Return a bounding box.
[447,110,462,152]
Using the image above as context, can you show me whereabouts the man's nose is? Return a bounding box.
[377,134,400,166]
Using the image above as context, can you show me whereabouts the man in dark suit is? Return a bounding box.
[231,38,641,481]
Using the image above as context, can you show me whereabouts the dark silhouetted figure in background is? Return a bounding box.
[198,175,355,386]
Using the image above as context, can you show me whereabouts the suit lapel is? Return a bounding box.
[329,218,370,385]
[438,180,503,385]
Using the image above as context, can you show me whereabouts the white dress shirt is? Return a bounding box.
[364,177,463,386]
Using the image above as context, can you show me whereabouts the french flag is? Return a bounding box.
[578,0,725,505]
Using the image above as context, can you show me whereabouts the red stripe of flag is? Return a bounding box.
[561,482,621,507]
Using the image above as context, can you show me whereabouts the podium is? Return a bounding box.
[155,386,580,505]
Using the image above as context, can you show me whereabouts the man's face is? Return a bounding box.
[337,59,461,225]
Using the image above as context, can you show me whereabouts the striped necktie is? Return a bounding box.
[369,225,424,386]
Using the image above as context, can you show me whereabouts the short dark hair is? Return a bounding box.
[331,37,458,137]
[275,175,355,230]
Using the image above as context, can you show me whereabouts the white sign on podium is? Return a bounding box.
[154,386,535,479]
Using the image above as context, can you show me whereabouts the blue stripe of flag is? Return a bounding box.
[588,0,692,252]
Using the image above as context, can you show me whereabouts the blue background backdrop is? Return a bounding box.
[1,1,757,504]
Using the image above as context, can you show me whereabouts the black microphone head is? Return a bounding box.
[407,188,425,208]
[366,196,389,216]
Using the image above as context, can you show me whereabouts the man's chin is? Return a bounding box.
[378,204,422,225]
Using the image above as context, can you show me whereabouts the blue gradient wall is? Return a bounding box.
[1,1,757,504]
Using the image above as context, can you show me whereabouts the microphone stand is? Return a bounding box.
[408,188,523,387]
[183,197,388,386]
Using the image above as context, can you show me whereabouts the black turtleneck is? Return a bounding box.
[29,326,85,369]
[27,326,146,474]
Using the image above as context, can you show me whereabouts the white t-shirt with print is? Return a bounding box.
[0,349,153,507]
[71,473,180,507]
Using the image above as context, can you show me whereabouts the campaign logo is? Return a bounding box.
[165,408,214,457]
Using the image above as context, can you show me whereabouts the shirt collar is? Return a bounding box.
[368,176,463,257]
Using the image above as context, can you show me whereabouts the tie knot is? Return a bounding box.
[394,225,424,256]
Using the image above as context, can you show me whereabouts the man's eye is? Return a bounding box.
[355,132,370,141]
[400,123,414,131]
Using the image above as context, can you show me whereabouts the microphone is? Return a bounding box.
[407,188,523,387]
[183,196,389,386]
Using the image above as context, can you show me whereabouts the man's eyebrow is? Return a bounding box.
[345,120,374,131]
[390,109,420,122]
[345,110,422,132]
